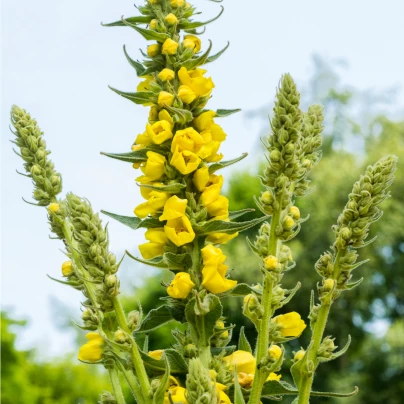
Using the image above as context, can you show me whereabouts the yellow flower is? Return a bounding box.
[78,332,104,362]
[147,44,161,57]
[136,151,166,183]
[149,19,158,30]
[272,312,307,337]
[165,13,178,25]
[158,91,175,108]
[264,255,278,271]
[170,0,185,7]
[164,386,187,404]
[134,190,168,218]
[167,272,195,299]
[164,215,195,246]
[159,195,188,221]
[158,68,175,82]
[137,76,154,92]
[148,350,164,360]
[178,85,197,104]
[48,203,60,213]
[139,228,168,259]
[178,67,215,98]
[201,244,237,294]
[171,146,201,175]
[206,232,238,245]
[146,120,173,145]
[159,109,174,126]
[223,350,256,374]
[183,35,201,53]
[206,195,229,218]
[193,166,210,192]
[268,345,282,360]
[200,174,223,206]
[62,260,73,277]
[171,127,203,153]
[162,38,179,55]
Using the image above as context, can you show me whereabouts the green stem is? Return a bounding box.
[248,193,283,404]
[109,368,127,404]
[297,303,331,404]
[112,297,152,404]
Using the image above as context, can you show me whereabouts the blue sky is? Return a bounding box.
[1,0,404,357]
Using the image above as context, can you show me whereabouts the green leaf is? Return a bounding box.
[209,153,248,173]
[165,105,194,125]
[139,182,186,193]
[102,15,152,27]
[126,250,169,268]
[123,45,146,76]
[101,211,142,230]
[205,42,230,64]
[181,40,213,70]
[185,295,223,347]
[228,209,255,220]
[121,19,169,42]
[218,283,262,297]
[238,326,252,353]
[153,356,170,404]
[135,305,175,333]
[179,6,224,29]
[109,86,155,105]
[194,215,270,236]
[215,108,241,118]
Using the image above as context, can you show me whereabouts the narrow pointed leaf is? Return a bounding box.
[215,108,241,118]
[205,42,230,64]
[102,15,152,27]
[179,6,224,29]
[123,45,146,76]
[109,86,155,105]
[209,153,248,173]
[194,215,269,236]
[238,326,252,353]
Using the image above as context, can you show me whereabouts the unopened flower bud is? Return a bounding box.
[165,13,178,25]
[289,206,300,220]
[264,255,278,271]
[282,215,295,230]
[268,345,282,360]
[48,203,60,213]
[294,349,305,361]
[62,260,73,277]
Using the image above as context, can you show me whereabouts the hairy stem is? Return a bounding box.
[248,193,283,404]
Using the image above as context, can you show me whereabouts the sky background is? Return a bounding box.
[1,0,404,357]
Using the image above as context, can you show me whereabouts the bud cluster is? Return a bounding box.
[11,106,62,205]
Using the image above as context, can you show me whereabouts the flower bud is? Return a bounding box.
[268,345,282,360]
[165,13,178,25]
[294,349,305,361]
[48,203,60,213]
[289,206,300,220]
[62,260,73,277]
[264,255,278,271]
[147,44,161,57]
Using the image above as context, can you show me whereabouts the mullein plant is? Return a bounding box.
[9,0,397,403]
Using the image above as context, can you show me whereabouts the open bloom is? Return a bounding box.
[272,312,307,337]
[201,244,237,293]
[146,120,173,145]
[178,67,214,98]
[78,332,104,362]
[167,272,195,299]
[159,195,188,221]
[136,152,166,184]
[164,215,195,246]
[139,228,168,259]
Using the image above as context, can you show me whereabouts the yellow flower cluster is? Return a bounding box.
[129,32,238,299]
